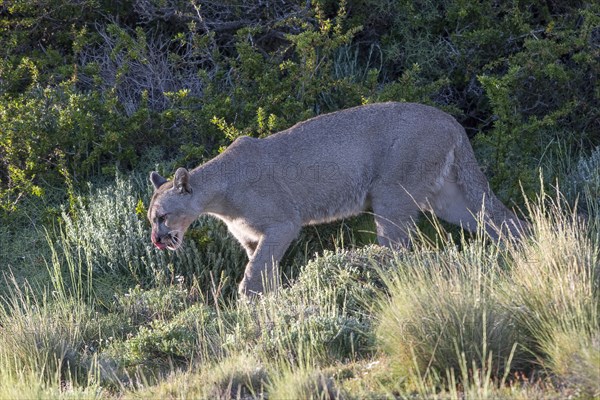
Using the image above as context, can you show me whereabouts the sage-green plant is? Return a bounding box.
[53,173,247,297]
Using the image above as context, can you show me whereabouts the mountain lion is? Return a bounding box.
[148,102,525,296]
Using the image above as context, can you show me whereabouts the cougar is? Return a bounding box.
[148,102,525,296]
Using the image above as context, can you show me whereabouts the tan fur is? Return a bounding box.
[148,102,526,296]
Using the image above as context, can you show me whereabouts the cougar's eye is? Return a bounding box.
[157,214,167,224]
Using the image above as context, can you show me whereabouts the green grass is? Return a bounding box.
[0,169,598,399]
[374,188,599,399]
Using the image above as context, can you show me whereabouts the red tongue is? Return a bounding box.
[152,238,167,250]
[151,232,166,250]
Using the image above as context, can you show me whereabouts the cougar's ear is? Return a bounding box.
[173,167,192,194]
[150,171,168,190]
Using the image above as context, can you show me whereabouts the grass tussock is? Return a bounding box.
[125,353,267,400]
[267,366,343,400]
[375,238,525,391]
[0,277,103,398]
[376,189,599,397]
[502,192,599,397]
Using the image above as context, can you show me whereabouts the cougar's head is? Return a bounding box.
[148,168,197,251]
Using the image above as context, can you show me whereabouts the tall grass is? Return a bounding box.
[376,189,599,397]
[1,164,597,398]
[0,272,104,398]
[376,238,524,386]
[501,191,599,396]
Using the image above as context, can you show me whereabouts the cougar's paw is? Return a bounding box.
[238,278,264,299]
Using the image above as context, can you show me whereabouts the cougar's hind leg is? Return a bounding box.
[429,179,481,235]
[371,189,421,249]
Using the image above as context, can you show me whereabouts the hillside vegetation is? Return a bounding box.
[0,0,599,398]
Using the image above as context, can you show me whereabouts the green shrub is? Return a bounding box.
[226,247,387,365]
[291,245,390,319]
[0,84,138,213]
[51,173,247,298]
[105,304,218,370]
[114,284,190,327]
[56,174,161,279]
[476,6,600,204]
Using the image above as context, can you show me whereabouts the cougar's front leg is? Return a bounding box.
[238,223,299,297]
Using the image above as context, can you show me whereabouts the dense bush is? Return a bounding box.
[2,0,598,217]
[476,6,600,201]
